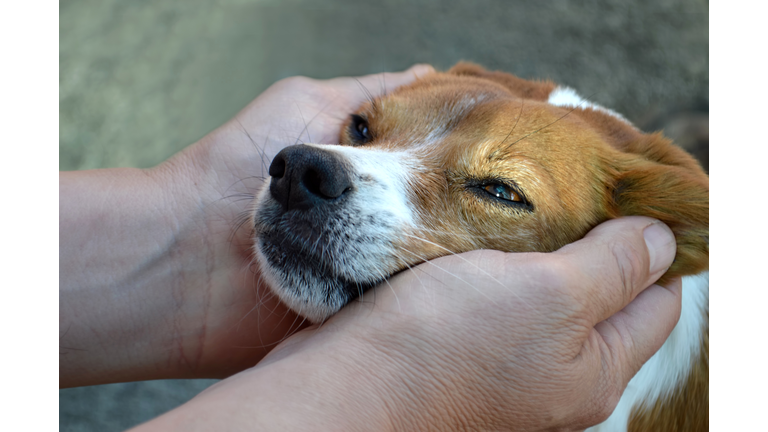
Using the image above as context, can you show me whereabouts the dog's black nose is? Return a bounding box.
[268,145,353,211]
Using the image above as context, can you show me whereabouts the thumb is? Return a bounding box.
[555,216,677,326]
[556,217,682,410]
[595,276,683,378]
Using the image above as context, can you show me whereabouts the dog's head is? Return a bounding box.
[252,63,709,322]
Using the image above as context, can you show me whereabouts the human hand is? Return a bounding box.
[134,216,681,431]
[59,64,435,386]
[151,63,437,377]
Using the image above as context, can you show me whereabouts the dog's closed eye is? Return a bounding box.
[465,179,532,210]
[482,183,522,202]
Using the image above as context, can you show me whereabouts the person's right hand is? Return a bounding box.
[334,216,682,430]
[135,216,681,431]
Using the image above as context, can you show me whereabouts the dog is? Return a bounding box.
[251,63,709,431]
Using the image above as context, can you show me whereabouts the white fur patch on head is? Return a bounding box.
[548,86,633,125]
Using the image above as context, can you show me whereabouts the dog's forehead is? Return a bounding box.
[364,84,513,151]
[376,79,507,124]
[370,84,603,157]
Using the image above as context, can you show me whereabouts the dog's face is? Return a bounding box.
[253,64,709,322]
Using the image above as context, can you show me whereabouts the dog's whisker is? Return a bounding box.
[399,234,548,316]
[354,78,377,108]
[288,308,309,334]
[405,226,522,240]
[374,268,402,314]
[400,232,515,283]
[497,99,525,150]
[389,253,438,315]
[228,210,255,244]
[399,259,429,297]
[395,245,495,304]
[294,102,312,145]
[501,93,597,153]
[381,73,387,97]
[233,118,281,186]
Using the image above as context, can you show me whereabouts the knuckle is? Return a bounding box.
[609,240,646,298]
[531,255,589,309]
[587,380,624,425]
[530,254,576,292]
[602,385,624,418]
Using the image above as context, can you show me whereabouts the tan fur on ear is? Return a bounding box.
[607,133,709,279]
[448,62,556,101]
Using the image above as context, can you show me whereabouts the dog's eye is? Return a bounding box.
[483,183,522,202]
[349,114,372,143]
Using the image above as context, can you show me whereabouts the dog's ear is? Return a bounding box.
[448,62,555,101]
[608,133,709,279]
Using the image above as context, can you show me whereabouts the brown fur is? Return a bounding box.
[340,63,709,430]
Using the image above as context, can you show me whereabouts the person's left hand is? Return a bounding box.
[150,64,437,379]
[60,65,434,386]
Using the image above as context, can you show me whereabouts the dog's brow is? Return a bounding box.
[488,99,526,161]
[500,97,591,154]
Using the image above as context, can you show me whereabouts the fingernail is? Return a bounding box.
[410,64,435,78]
[643,222,676,274]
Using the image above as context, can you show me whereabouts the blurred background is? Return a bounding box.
[60,0,708,430]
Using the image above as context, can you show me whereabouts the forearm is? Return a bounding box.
[59,167,199,386]
[60,146,306,387]
[129,328,422,432]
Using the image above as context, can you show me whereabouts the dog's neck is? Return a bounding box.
[588,272,709,432]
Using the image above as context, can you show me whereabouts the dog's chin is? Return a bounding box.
[254,235,380,323]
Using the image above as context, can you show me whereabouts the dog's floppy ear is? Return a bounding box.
[448,62,555,101]
[608,133,709,279]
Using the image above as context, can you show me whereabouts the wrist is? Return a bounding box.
[59,164,220,386]
[340,322,490,431]
[262,317,483,431]
[59,168,185,385]
[133,327,407,431]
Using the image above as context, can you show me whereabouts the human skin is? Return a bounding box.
[60,65,681,430]
[60,65,436,386]
[129,218,680,431]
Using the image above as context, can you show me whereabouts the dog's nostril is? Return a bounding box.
[303,169,324,197]
[268,156,286,178]
[302,168,350,199]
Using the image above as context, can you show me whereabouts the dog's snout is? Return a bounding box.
[268,145,353,211]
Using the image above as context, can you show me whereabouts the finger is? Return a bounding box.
[555,216,677,325]
[357,63,436,96]
[594,277,682,382]
[331,64,435,102]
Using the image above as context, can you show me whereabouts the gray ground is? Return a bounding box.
[60,0,708,430]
